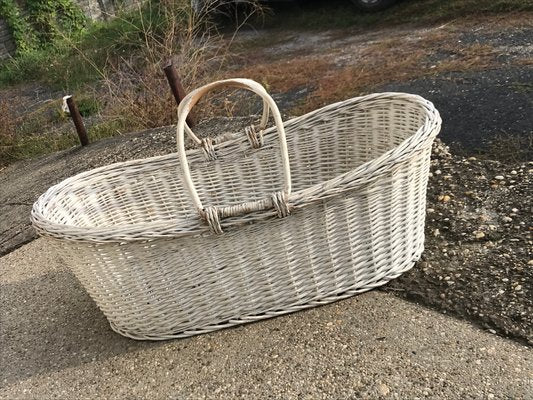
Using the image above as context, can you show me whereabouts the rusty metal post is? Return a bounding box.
[65,96,89,146]
[163,62,195,128]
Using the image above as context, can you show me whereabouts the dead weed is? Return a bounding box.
[235,27,509,115]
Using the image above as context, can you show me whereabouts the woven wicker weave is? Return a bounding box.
[32,79,441,340]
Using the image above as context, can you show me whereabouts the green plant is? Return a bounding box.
[76,96,101,117]
[0,0,86,55]
[0,0,38,54]
[0,130,79,166]
[25,0,87,43]
[88,119,127,140]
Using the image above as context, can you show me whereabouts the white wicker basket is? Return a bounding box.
[32,79,441,340]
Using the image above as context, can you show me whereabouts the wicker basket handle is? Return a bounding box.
[177,78,292,234]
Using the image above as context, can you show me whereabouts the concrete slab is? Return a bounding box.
[1,239,531,399]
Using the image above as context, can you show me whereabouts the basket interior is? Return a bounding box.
[43,98,427,229]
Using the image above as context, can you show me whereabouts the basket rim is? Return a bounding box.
[31,92,441,243]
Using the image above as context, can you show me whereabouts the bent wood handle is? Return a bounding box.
[176,78,292,232]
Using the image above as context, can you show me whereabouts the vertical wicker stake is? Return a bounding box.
[65,96,89,147]
[163,62,195,128]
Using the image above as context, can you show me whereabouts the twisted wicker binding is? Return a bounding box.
[32,79,441,340]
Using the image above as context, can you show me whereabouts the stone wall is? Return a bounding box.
[0,18,16,60]
[0,0,141,59]
[76,0,139,21]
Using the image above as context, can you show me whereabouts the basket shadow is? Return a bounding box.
[0,270,160,388]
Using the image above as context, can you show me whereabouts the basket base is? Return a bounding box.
[108,255,420,341]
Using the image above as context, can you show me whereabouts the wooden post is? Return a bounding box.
[163,62,195,128]
[65,96,89,146]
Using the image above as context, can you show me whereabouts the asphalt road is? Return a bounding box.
[381,67,533,159]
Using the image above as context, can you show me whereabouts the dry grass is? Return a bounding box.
[304,42,499,113]
[84,0,268,130]
[237,57,333,93]
[0,0,264,165]
[435,43,499,73]
[85,2,229,130]
[233,26,507,115]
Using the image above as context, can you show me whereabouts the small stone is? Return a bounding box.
[427,208,435,214]
[441,195,451,202]
[514,285,522,291]
[377,383,390,396]
[440,293,446,299]
[474,231,485,239]
[502,216,513,223]
[488,394,495,399]
[468,157,477,161]
[435,169,442,175]
[433,229,440,237]
[489,329,496,334]
[511,208,518,213]
[494,175,504,180]
[510,170,517,175]
[502,278,509,282]
[443,175,452,180]
[528,260,533,265]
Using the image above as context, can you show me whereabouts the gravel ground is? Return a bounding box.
[384,140,532,344]
[1,239,532,399]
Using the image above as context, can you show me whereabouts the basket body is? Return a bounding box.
[33,90,440,340]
